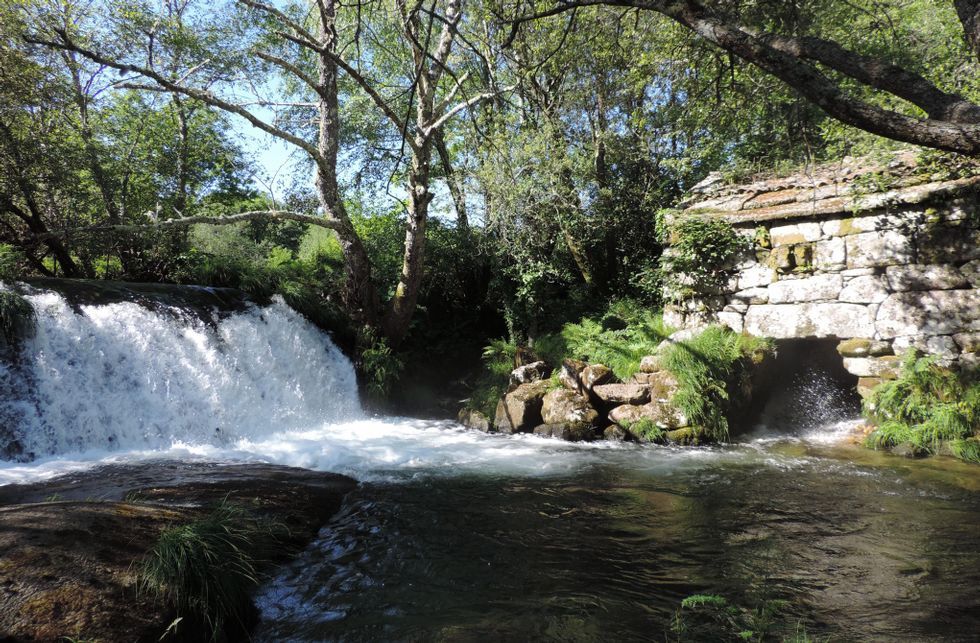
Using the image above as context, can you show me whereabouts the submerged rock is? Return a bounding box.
[533,422,595,442]
[494,380,550,433]
[457,408,492,432]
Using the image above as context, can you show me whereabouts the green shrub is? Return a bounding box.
[659,216,752,301]
[670,593,803,642]
[659,326,773,442]
[554,307,672,380]
[359,332,405,398]
[864,352,980,463]
[0,289,35,346]
[138,502,285,641]
[625,417,665,443]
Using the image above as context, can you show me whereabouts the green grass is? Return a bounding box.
[670,592,812,642]
[659,326,773,442]
[138,502,286,641]
[864,352,980,462]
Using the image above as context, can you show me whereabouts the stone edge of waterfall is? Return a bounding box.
[0,462,357,641]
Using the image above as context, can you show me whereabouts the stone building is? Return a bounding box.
[664,151,980,396]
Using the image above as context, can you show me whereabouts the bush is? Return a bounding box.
[669,593,803,642]
[659,326,773,442]
[138,502,286,641]
[864,352,980,463]
[659,215,752,302]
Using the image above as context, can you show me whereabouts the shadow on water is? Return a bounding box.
[255,447,980,643]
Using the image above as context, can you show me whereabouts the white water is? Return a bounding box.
[0,286,861,486]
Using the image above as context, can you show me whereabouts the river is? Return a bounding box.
[2,282,979,641]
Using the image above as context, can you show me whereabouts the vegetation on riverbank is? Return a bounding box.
[864,353,980,463]
[670,593,820,642]
[0,289,34,347]
[138,501,287,641]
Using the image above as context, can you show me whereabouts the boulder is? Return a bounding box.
[602,425,630,441]
[857,377,882,399]
[494,380,550,434]
[509,361,549,387]
[457,408,491,432]
[647,371,681,403]
[581,364,615,391]
[953,332,980,353]
[532,423,595,442]
[558,359,588,393]
[541,388,599,426]
[639,354,663,373]
[609,400,688,430]
[593,383,650,405]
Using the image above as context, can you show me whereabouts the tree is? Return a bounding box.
[504,0,980,155]
[26,0,506,344]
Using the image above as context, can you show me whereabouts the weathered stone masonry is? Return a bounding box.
[664,152,980,396]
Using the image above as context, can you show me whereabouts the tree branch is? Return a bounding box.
[35,210,341,240]
[26,29,330,167]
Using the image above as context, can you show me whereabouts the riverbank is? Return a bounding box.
[0,462,356,641]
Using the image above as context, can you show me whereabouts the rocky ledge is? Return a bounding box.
[0,462,356,642]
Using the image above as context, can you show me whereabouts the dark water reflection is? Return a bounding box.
[255,443,980,642]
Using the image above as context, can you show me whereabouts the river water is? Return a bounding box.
[2,283,979,641]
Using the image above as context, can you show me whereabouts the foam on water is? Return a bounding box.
[0,286,859,486]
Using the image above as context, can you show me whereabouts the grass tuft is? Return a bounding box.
[138,501,286,641]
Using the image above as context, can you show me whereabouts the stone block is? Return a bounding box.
[716,311,744,333]
[893,334,961,357]
[739,266,777,289]
[876,290,980,338]
[842,355,902,379]
[953,332,980,353]
[885,264,967,291]
[813,238,846,270]
[960,259,980,288]
[857,377,882,399]
[845,231,914,269]
[731,288,769,304]
[771,222,822,246]
[744,303,876,338]
[916,226,980,264]
[768,274,842,304]
[494,380,551,434]
[839,275,889,304]
[836,338,872,357]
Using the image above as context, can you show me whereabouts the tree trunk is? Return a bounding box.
[315,0,382,330]
[955,0,980,60]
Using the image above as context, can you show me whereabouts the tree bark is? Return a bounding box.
[955,0,980,60]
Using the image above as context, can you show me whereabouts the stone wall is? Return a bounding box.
[664,152,980,395]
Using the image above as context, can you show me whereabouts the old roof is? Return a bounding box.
[678,150,980,225]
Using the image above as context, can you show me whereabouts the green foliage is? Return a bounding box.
[465,339,518,417]
[551,308,672,381]
[0,245,27,281]
[138,502,285,641]
[660,326,773,442]
[359,333,404,398]
[625,417,665,443]
[670,593,804,642]
[0,289,34,346]
[660,217,751,302]
[864,352,980,462]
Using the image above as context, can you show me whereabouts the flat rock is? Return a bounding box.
[592,383,650,405]
[0,463,356,642]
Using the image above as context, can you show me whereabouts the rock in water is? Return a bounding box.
[541,389,599,427]
[494,380,550,433]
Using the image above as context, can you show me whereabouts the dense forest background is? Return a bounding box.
[2,0,979,407]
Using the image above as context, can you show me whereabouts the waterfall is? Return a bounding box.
[0,284,361,460]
